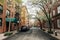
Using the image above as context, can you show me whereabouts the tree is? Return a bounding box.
[35,11,47,29]
[0,0,4,5]
[31,0,56,32]
[36,17,42,29]
[15,0,22,4]
[15,0,22,32]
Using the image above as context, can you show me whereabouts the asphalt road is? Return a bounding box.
[4,27,59,40]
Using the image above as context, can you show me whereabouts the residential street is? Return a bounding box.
[0,0,60,40]
[4,27,59,40]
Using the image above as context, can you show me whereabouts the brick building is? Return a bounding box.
[6,0,16,31]
[0,0,7,33]
[52,0,60,29]
[37,0,60,29]
[0,0,18,33]
[20,5,28,27]
[43,0,60,29]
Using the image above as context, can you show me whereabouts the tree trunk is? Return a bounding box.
[40,23,42,29]
[16,23,19,32]
[48,19,52,32]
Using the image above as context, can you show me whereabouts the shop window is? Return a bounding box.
[0,18,2,26]
[0,5,3,14]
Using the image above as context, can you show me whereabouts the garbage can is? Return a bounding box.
[55,31,57,36]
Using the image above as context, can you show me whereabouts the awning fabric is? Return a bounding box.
[6,18,18,23]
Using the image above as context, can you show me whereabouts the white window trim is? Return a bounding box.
[57,19,60,28]
[57,6,60,14]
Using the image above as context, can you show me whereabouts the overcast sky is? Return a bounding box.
[22,0,40,16]
[22,0,41,23]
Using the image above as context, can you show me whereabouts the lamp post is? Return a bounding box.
[28,14,29,28]
[15,12,20,32]
[15,4,20,32]
[17,20,19,32]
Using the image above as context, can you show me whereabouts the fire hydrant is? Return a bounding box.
[55,31,57,36]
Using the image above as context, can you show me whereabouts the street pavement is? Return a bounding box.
[4,27,59,40]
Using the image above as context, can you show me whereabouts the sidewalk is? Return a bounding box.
[50,29,60,40]
[44,28,60,40]
[2,29,59,40]
[0,30,17,40]
[0,33,8,40]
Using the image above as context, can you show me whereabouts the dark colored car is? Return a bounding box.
[21,26,29,32]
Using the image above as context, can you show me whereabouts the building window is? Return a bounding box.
[57,0,58,1]
[57,19,60,28]
[0,5,3,14]
[53,10,55,16]
[6,9,10,17]
[0,18,2,26]
[52,0,55,4]
[7,0,12,7]
[57,6,60,14]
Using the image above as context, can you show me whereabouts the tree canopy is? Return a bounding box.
[31,0,57,32]
[0,0,4,5]
[15,0,22,3]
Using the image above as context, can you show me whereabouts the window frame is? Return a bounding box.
[0,4,3,14]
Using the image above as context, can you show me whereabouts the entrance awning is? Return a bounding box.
[6,18,18,23]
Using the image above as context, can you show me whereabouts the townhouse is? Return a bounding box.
[20,5,28,27]
[52,0,60,29]
[0,0,20,33]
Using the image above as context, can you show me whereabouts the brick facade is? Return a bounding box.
[20,5,28,27]
[52,0,60,29]
[0,0,16,33]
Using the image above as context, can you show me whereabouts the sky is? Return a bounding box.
[22,0,40,15]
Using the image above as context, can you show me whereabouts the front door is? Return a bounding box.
[57,19,60,28]
[6,22,9,32]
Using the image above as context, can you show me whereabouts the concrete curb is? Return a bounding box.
[41,30,60,40]
[3,29,60,40]
[3,33,16,40]
[3,31,18,40]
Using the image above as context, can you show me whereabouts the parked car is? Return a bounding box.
[21,26,29,32]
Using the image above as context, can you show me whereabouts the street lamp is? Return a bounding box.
[17,21,19,23]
